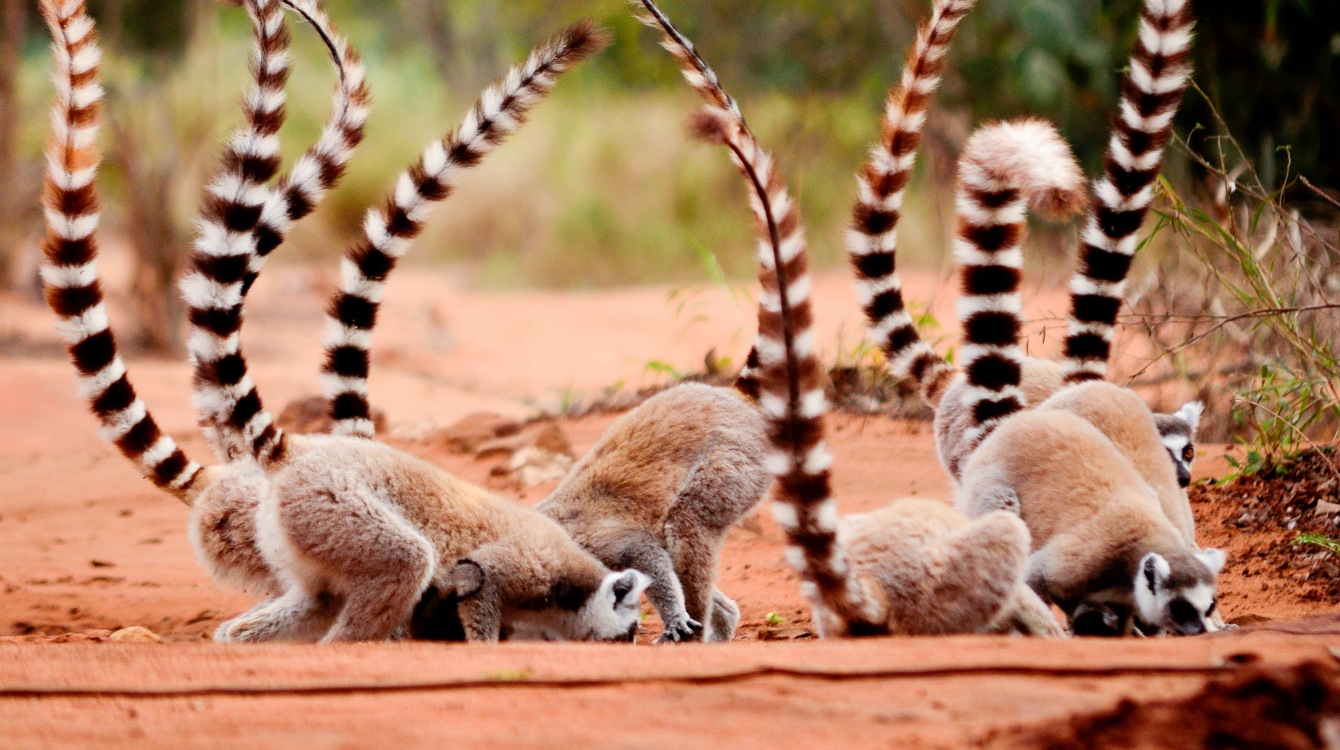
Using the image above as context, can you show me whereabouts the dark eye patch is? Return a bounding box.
[1169,598,1199,625]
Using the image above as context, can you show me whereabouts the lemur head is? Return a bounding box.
[449,561,649,643]
[1154,401,1203,488]
[1133,548,1224,636]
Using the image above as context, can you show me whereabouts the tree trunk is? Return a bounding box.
[409,0,457,81]
[108,110,185,353]
[0,0,27,285]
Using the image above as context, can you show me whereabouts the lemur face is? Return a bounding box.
[1133,549,1224,636]
[505,570,649,643]
[1155,401,1204,488]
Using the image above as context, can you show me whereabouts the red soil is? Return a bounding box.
[1,266,1336,747]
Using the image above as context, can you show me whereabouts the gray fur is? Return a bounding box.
[201,434,648,643]
[957,383,1222,636]
[536,383,771,643]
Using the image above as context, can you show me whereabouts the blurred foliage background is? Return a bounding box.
[0,0,1336,296]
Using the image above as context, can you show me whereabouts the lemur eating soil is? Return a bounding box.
[634,0,1063,639]
[40,0,647,643]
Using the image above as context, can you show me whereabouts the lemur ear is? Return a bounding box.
[1197,548,1226,575]
[1174,401,1204,433]
[451,559,486,600]
[611,570,647,606]
[1141,553,1171,592]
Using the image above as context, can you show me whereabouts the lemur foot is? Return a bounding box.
[656,613,702,644]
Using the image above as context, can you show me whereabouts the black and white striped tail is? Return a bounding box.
[190,0,370,458]
[244,0,370,296]
[179,0,291,464]
[321,21,609,438]
[1061,0,1194,383]
[953,119,1086,450]
[639,0,882,634]
[40,0,205,502]
[848,0,975,408]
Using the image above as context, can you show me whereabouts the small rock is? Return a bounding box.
[476,422,573,458]
[109,626,163,644]
[278,396,388,436]
[491,447,573,488]
[426,413,523,454]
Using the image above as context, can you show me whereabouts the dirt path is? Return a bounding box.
[2,267,1338,747]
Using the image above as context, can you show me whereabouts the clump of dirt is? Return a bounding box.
[1192,448,1340,608]
[995,661,1340,750]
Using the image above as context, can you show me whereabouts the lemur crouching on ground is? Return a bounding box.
[40,0,646,643]
[634,0,1063,638]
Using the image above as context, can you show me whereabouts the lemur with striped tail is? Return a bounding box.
[928,122,1220,636]
[41,0,648,643]
[633,0,1060,638]
[527,0,786,644]
[272,0,773,644]
[844,0,1201,491]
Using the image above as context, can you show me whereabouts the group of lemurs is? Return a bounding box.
[37,0,1222,644]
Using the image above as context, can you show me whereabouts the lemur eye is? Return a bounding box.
[1182,446,1195,462]
[1206,598,1217,616]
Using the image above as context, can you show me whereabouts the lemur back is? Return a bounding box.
[536,383,770,643]
[40,1,648,643]
[846,0,1197,485]
[645,0,1061,639]
[956,387,1223,635]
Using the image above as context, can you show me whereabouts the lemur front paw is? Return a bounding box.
[656,613,703,644]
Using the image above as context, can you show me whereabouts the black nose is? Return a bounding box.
[1176,620,1206,636]
[1177,464,1191,487]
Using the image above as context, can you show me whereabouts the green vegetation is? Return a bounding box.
[1290,533,1340,556]
[1,0,1335,292]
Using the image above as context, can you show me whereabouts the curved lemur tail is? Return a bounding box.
[1061,0,1194,383]
[637,0,882,633]
[183,0,368,463]
[953,119,1086,449]
[321,21,609,438]
[847,0,976,408]
[39,0,206,503]
[244,0,370,294]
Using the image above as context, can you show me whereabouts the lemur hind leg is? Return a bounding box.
[583,526,700,643]
[706,587,740,643]
[926,512,1032,635]
[268,486,435,643]
[215,587,341,643]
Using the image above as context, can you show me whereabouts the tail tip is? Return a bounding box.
[687,108,734,145]
[563,19,612,58]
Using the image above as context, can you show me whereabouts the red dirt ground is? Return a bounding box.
[2,266,1337,748]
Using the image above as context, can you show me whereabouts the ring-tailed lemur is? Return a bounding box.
[1155,401,1202,488]
[528,0,788,645]
[40,0,647,643]
[957,381,1223,637]
[846,0,1198,481]
[638,0,1061,639]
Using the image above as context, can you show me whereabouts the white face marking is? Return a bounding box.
[503,571,648,643]
[1135,553,1219,635]
[582,570,649,641]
